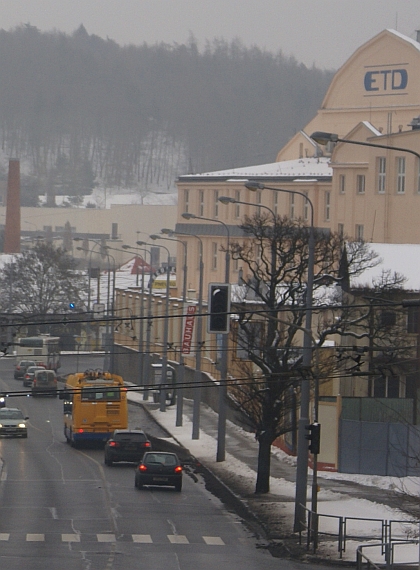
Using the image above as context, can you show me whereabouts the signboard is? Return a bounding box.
[181,305,197,355]
[92,303,105,319]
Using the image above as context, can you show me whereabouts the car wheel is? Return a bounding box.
[104,457,112,466]
[175,482,182,492]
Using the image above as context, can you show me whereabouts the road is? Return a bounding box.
[0,353,307,570]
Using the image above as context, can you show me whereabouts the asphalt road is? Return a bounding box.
[0,353,312,570]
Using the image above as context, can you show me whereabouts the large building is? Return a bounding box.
[175,29,420,294]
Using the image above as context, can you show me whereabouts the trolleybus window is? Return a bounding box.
[81,388,120,401]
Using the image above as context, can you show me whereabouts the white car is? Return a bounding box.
[0,407,28,438]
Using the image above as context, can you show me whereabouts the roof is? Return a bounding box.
[178,157,332,182]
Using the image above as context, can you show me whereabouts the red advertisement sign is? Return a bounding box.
[181,305,197,355]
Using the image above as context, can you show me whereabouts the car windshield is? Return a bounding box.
[145,453,176,466]
[0,410,24,420]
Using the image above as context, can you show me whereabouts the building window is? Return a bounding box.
[339,174,346,194]
[356,174,365,194]
[256,191,262,215]
[273,192,278,215]
[197,240,203,270]
[303,193,309,221]
[214,190,219,218]
[355,224,364,240]
[377,157,386,193]
[184,189,190,213]
[235,190,241,219]
[212,242,218,270]
[290,193,295,219]
[338,223,344,236]
[396,157,406,193]
[324,191,330,221]
[199,190,204,216]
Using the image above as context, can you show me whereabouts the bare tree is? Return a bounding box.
[228,213,380,494]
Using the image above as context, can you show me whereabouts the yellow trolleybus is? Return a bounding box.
[60,369,128,446]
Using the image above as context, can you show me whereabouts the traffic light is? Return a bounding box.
[208,283,231,334]
[305,423,321,455]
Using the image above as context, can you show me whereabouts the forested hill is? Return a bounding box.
[0,24,334,202]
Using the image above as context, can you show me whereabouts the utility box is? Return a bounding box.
[150,363,176,404]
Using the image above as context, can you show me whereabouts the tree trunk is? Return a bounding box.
[255,433,272,494]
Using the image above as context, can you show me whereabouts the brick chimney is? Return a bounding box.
[4,159,21,253]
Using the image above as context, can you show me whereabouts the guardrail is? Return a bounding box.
[300,505,419,565]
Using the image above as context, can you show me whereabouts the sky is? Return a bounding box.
[1,1,420,70]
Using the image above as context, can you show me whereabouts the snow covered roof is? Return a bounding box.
[178,157,332,181]
[351,243,420,292]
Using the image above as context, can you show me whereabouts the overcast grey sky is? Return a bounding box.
[2,0,420,70]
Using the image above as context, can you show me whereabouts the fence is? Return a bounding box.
[301,505,419,566]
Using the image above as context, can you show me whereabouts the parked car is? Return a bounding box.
[14,360,36,380]
[23,365,47,387]
[134,451,183,491]
[0,407,28,437]
[31,369,57,397]
[104,429,152,466]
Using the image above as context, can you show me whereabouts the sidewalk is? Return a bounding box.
[126,387,420,564]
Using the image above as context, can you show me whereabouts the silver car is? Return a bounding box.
[0,408,28,438]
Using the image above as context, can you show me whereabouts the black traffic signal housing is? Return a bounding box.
[208,283,231,334]
[305,423,321,455]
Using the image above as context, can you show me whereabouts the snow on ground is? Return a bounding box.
[144,401,420,564]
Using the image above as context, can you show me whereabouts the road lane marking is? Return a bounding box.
[26,534,45,541]
[203,536,225,545]
[132,534,153,543]
[97,534,116,542]
[62,534,80,542]
[168,535,189,544]
[0,534,9,541]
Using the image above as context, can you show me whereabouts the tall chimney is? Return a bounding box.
[4,159,21,253]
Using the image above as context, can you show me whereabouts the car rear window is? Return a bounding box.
[114,433,147,443]
[145,453,177,466]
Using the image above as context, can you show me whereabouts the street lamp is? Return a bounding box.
[162,227,205,439]
[152,233,187,427]
[122,243,152,389]
[143,238,171,412]
[310,131,420,160]
[245,180,315,533]
[182,212,230,460]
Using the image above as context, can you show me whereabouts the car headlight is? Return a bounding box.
[18,423,26,428]
[0,423,3,428]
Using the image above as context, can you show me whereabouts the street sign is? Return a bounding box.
[92,303,105,319]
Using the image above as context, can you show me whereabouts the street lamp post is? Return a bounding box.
[164,227,205,439]
[245,181,315,533]
[142,239,171,412]
[182,212,230,459]
[152,233,187,427]
[122,244,152,389]
[310,131,420,161]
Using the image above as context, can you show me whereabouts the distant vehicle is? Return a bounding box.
[14,359,37,380]
[104,429,151,466]
[60,370,128,446]
[23,365,46,387]
[0,407,28,438]
[31,369,57,397]
[0,397,5,408]
[134,452,183,491]
[15,335,60,371]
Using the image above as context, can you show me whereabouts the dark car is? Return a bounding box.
[14,360,36,380]
[134,451,182,491]
[23,365,46,387]
[31,369,57,397]
[104,429,151,466]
